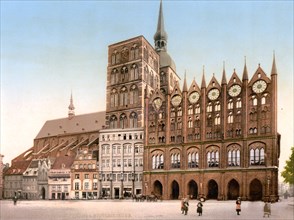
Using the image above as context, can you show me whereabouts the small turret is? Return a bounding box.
[201,66,206,89]
[221,62,227,85]
[242,57,249,81]
[68,92,75,119]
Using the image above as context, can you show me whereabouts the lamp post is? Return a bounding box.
[120,172,124,199]
[131,172,135,196]
[98,172,103,199]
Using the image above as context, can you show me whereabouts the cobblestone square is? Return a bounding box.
[1,198,293,220]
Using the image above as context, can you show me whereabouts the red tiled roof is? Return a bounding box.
[5,160,31,175]
[52,154,75,169]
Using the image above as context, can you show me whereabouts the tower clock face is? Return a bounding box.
[171,95,182,107]
[252,80,267,93]
[189,92,200,104]
[153,98,162,110]
[208,88,220,100]
[228,84,242,97]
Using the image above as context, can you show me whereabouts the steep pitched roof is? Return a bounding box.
[35,111,105,139]
[52,155,75,169]
[5,160,31,175]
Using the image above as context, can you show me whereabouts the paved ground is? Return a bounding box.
[1,197,293,220]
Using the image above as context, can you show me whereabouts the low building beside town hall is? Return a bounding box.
[3,1,280,201]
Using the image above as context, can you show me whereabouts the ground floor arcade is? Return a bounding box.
[143,168,279,201]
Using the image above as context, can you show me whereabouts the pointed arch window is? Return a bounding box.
[188,152,199,168]
[111,68,118,84]
[207,114,212,127]
[150,72,154,87]
[228,112,233,123]
[119,113,127,129]
[129,84,138,105]
[228,99,233,109]
[207,102,212,112]
[177,107,182,116]
[130,64,139,81]
[188,117,193,128]
[195,116,200,127]
[261,93,268,105]
[160,71,166,84]
[195,104,200,114]
[228,149,240,166]
[207,149,219,167]
[188,105,193,115]
[250,147,265,165]
[171,108,176,118]
[110,89,119,108]
[130,44,139,60]
[152,153,164,169]
[236,98,242,108]
[215,101,221,111]
[144,66,149,84]
[109,115,118,129]
[115,51,120,64]
[121,66,128,83]
[215,114,221,125]
[252,96,257,106]
[129,112,138,128]
[171,153,180,168]
[120,87,128,106]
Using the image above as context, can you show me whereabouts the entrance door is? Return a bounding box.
[171,180,179,200]
[114,188,119,199]
[249,179,262,201]
[227,179,240,200]
[188,180,198,199]
[41,187,46,200]
[207,180,218,199]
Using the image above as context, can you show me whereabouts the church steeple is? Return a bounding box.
[154,0,168,52]
[68,92,75,119]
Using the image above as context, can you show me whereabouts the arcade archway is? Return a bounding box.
[171,180,179,199]
[188,180,198,199]
[207,180,218,199]
[249,179,262,201]
[227,179,240,200]
[153,180,163,196]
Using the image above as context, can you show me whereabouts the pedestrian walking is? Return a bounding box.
[263,202,271,217]
[196,201,203,216]
[13,196,18,205]
[180,198,185,214]
[236,197,241,215]
[183,198,189,215]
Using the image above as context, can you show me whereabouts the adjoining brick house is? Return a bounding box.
[71,146,99,199]
[3,160,31,199]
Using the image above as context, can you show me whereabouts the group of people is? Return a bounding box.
[181,198,203,216]
[180,196,272,217]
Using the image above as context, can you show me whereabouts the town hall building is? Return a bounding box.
[3,1,280,201]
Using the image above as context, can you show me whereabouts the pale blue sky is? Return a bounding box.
[1,1,293,179]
